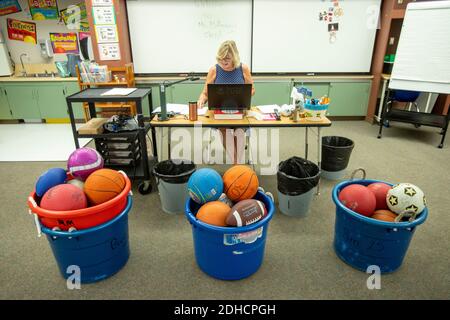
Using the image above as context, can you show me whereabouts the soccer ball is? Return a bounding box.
[386,183,426,217]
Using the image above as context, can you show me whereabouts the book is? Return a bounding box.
[213,109,244,120]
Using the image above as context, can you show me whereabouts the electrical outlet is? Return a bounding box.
[398,0,403,4]
[389,37,395,45]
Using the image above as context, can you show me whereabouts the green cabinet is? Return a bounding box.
[253,82,292,106]
[64,82,86,119]
[0,86,13,119]
[328,82,371,116]
[168,83,203,104]
[37,84,68,119]
[4,85,41,119]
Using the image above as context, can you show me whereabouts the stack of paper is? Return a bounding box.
[101,88,138,96]
[257,105,279,114]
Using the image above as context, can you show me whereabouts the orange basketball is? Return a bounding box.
[223,165,259,202]
[371,209,397,222]
[84,169,125,205]
[196,201,231,227]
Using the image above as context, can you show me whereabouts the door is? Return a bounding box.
[0,86,12,119]
[4,85,41,119]
[328,82,371,116]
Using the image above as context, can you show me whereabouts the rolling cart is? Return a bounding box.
[66,88,157,194]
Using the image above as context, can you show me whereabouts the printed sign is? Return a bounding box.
[60,2,87,26]
[7,18,37,44]
[50,33,79,54]
[0,0,21,17]
[28,0,59,20]
[78,32,90,41]
[95,25,118,43]
[223,227,264,246]
[92,6,116,25]
[98,43,121,61]
[92,0,114,6]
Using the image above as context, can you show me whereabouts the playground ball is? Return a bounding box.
[67,178,85,190]
[338,184,376,217]
[371,209,397,222]
[67,147,104,181]
[367,182,392,210]
[40,184,87,211]
[35,168,67,197]
[187,168,223,204]
[196,201,231,227]
[223,165,259,202]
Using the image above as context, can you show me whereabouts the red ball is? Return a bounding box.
[367,182,391,210]
[338,184,376,217]
[40,184,87,211]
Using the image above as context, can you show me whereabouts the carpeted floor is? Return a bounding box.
[0,121,449,300]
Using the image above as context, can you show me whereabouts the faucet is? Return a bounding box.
[19,53,28,76]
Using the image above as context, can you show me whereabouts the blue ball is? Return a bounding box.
[187,168,223,204]
[35,168,67,197]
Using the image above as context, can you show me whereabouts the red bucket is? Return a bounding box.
[27,171,131,230]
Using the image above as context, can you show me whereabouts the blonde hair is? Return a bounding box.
[216,40,240,68]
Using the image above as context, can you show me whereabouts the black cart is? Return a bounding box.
[66,88,157,194]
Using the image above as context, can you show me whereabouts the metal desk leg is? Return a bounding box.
[317,127,322,196]
[88,102,96,119]
[160,127,164,161]
[377,79,388,123]
[168,127,172,160]
[305,127,309,160]
[151,126,158,162]
[425,93,432,113]
[136,102,150,181]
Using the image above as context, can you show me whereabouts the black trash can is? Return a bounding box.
[321,136,354,180]
[277,157,320,216]
[153,159,196,214]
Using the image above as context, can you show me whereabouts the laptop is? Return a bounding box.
[207,83,252,110]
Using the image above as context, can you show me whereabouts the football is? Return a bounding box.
[226,199,267,227]
[386,183,426,217]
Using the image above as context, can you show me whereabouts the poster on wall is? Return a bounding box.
[50,33,79,54]
[0,0,22,17]
[95,25,118,43]
[92,0,114,6]
[7,18,37,44]
[92,6,116,25]
[28,0,59,20]
[98,43,121,61]
[60,2,87,27]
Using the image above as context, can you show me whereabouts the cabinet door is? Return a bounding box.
[4,85,41,119]
[328,82,371,116]
[37,84,68,119]
[0,87,13,119]
[168,83,203,104]
[252,82,292,106]
[65,82,86,119]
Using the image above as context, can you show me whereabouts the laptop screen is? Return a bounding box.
[207,83,252,110]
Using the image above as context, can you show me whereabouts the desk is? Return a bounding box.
[66,88,154,194]
[150,109,332,192]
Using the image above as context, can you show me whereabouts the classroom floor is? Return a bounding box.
[1,121,449,300]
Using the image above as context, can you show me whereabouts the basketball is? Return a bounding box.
[84,169,125,205]
[187,168,223,204]
[67,147,104,181]
[35,168,67,197]
[196,201,231,227]
[223,165,259,202]
[40,184,87,211]
[338,184,376,217]
[371,209,397,222]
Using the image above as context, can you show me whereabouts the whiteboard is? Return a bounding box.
[389,1,450,94]
[126,0,253,74]
[252,0,381,73]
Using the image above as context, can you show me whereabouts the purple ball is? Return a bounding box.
[67,147,104,181]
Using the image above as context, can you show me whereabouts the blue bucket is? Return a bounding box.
[332,180,427,273]
[41,195,132,283]
[185,191,275,280]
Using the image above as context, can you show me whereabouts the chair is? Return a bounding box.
[387,90,421,113]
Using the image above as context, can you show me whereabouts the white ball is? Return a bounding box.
[386,183,426,216]
[218,193,233,207]
[67,178,85,190]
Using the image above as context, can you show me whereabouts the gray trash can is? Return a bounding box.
[277,157,320,217]
[321,136,354,180]
[153,159,196,214]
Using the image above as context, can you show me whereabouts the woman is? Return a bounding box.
[197,40,255,164]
